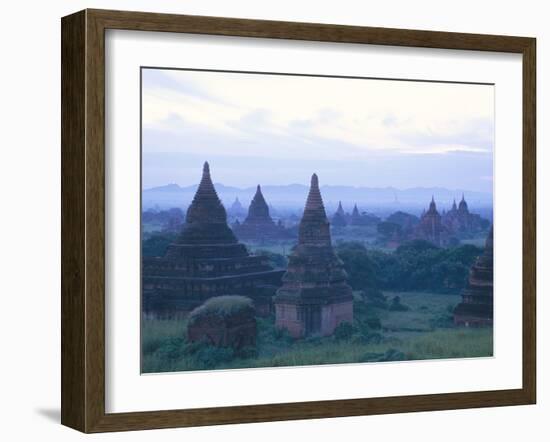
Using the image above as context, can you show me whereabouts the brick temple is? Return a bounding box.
[187,295,257,349]
[414,196,447,246]
[442,195,486,236]
[233,184,289,241]
[274,174,353,338]
[454,227,494,327]
[142,162,284,318]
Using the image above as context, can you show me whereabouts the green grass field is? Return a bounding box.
[141,291,493,373]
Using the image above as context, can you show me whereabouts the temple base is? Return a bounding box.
[453,303,493,327]
[275,300,353,339]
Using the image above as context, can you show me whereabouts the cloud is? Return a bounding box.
[141,68,494,191]
[397,117,494,154]
[142,69,229,105]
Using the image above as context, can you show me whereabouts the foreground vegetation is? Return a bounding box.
[142,291,493,373]
[141,236,491,373]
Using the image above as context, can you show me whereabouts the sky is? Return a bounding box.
[141,68,494,193]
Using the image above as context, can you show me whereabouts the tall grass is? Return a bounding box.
[220,327,492,370]
[141,291,493,373]
[141,318,186,356]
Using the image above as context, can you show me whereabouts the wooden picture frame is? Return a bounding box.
[61,8,536,433]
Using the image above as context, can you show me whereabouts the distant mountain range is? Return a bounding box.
[142,183,493,214]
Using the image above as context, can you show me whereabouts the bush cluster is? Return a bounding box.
[336,240,483,294]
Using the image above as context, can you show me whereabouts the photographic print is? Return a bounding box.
[140,68,494,374]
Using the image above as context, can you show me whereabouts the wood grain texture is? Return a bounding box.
[60,8,537,433]
[61,10,86,432]
[522,38,537,403]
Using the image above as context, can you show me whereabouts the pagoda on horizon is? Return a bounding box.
[331,201,347,227]
[414,196,448,246]
[228,196,246,217]
[233,184,290,241]
[273,174,353,338]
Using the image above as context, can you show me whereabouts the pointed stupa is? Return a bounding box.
[245,185,273,224]
[350,203,362,225]
[416,195,443,246]
[336,201,345,216]
[458,193,469,213]
[177,162,237,245]
[332,200,347,227]
[230,196,244,214]
[185,162,226,224]
[274,173,353,338]
[451,198,457,211]
[427,195,438,214]
[298,174,331,246]
[233,184,289,240]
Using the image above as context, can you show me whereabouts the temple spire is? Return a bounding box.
[428,196,438,214]
[254,184,265,202]
[195,161,216,196]
[332,200,347,227]
[303,173,326,215]
[299,173,330,245]
[180,162,232,242]
[244,184,272,223]
[458,193,469,213]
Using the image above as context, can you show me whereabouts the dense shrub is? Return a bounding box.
[389,296,410,312]
[193,345,235,369]
[430,313,455,329]
[334,321,356,341]
[336,242,380,289]
[336,240,483,294]
[154,337,187,361]
[187,295,254,325]
[256,317,294,347]
[379,349,406,362]
[363,287,388,309]
[365,316,382,330]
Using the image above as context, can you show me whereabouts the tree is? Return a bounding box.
[336,242,379,289]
